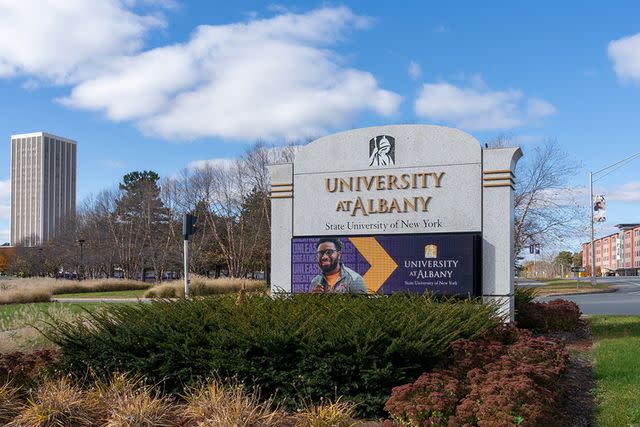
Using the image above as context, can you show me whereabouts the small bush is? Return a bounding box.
[516,299,581,332]
[514,285,536,306]
[385,325,569,426]
[144,276,267,298]
[46,294,499,418]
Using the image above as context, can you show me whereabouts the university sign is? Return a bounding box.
[269,125,521,320]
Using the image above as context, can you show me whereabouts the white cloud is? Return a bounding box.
[408,61,422,80]
[42,6,398,141]
[188,158,236,170]
[0,229,8,244]
[527,98,556,118]
[0,0,164,84]
[414,80,555,131]
[607,182,640,203]
[0,4,399,142]
[608,33,640,83]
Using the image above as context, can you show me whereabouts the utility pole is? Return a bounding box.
[589,171,596,286]
[589,151,640,286]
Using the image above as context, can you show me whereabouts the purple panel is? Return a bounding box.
[291,234,479,296]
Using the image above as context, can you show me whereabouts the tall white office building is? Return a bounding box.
[10,132,77,246]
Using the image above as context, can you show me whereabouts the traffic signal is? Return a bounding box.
[183,213,197,240]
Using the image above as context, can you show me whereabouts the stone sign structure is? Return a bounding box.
[269,125,522,320]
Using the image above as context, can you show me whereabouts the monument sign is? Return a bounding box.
[269,125,521,319]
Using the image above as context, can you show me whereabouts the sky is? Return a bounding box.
[1,1,639,251]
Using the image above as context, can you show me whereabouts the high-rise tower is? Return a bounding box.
[10,132,77,246]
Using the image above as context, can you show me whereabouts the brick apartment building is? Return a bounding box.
[583,223,640,276]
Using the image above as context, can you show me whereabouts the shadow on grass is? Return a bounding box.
[589,315,640,339]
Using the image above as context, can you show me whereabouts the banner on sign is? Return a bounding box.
[593,195,606,222]
[291,233,481,296]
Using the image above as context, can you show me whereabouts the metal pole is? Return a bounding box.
[184,239,190,298]
[590,172,597,286]
[80,241,83,280]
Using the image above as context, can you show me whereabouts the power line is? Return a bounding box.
[592,152,640,178]
[593,153,640,183]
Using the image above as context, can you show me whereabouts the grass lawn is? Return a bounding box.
[0,301,110,353]
[590,315,640,426]
[527,281,612,296]
[0,301,105,324]
[54,289,148,299]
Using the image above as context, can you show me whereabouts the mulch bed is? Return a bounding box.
[540,319,596,427]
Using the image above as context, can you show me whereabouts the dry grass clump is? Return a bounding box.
[181,380,290,427]
[94,373,179,427]
[1,372,363,426]
[0,382,24,424]
[50,279,151,295]
[0,288,51,306]
[145,276,267,298]
[10,377,102,427]
[295,399,358,427]
[0,278,151,305]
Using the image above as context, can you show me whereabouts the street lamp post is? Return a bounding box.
[589,151,640,286]
[77,238,85,281]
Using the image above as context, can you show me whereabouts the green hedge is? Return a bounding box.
[45,294,499,418]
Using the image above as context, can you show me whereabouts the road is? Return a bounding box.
[540,276,640,315]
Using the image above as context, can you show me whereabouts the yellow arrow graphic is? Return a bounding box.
[348,237,397,293]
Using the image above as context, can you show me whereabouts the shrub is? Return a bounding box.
[144,276,267,298]
[514,285,536,307]
[45,294,499,418]
[516,299,581,332]
[385,325,569,426]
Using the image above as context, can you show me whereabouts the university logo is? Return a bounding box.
[424,244,437,259]
[369,135,395,166]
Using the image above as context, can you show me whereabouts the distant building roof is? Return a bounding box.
[614,223,640,230]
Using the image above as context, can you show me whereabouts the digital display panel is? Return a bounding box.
[291,233,480,296]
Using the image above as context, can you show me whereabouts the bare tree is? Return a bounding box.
[512,139,584,257]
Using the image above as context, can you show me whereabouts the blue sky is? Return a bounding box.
[1,1,640,249]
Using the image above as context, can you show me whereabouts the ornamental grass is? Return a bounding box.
[144,276,267,298]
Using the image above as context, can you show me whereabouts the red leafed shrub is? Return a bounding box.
[0,349,60,387]
[385,325,569,427]
[384,370,463,426]
[516,299,581,332]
